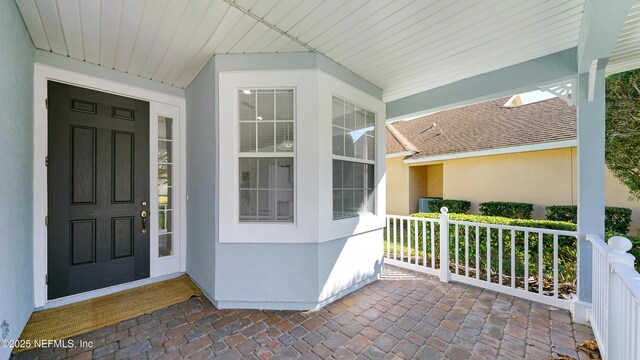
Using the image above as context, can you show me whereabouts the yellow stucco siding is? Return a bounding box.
[386,157,410,215]
[386,147,640,235]
[426,164,443,198]
[443,148,575,219]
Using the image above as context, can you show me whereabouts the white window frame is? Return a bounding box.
[237,88,296,223]
[218,70,318,243]
[331,95,377,220]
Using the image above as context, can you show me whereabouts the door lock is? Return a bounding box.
[140,210,148,234]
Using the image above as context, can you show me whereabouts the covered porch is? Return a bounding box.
[2,0,640,359]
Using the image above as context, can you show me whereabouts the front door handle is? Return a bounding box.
[140,210,148,234]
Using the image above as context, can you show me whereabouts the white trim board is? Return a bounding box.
[33,63,187,308]
[402,140,577,164]
[386,151,416,159]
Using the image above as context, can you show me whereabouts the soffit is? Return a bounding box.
[17,0,586,101]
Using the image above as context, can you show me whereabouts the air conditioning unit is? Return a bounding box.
[418,197,443,213]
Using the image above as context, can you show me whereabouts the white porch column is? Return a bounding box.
[573,62,606,324]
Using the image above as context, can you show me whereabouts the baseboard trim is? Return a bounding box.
[213,273,381,311]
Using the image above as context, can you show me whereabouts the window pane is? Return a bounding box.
[239,122,256,152]
[159,234,172,257]
[366,110,375,127]
[333,190,342,218]
[159,209,172,233]
[159,140,172,164]
[159,117,172,139]
[366,135,375,161]
[276,190,293,221]
[332,159,375,220]
[257,90,274,121]
[345,102,356,130]
[257,122,275,152]
[240,190,257,220]
[240,157,294,222]
[356,108,366,130]
[344,130,355,158]
[257,190,273,220]
[275,122,294,152]
[354,134,366,160]
[332,97,344,127]
[276,90,294,120]
[239,158,257,189]
[239,91,256,120]
[332,160,342,188]
[276,158,294,189]
[332,126,345,156]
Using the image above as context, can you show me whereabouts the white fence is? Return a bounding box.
[384,208,579,309]
[587,234,640,360]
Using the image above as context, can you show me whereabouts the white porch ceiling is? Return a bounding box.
[608,0,640,74]
[16,0,592,101]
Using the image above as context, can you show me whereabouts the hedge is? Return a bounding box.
[426,199,471,214]
[479,201,534,219]
[546,205,633,234]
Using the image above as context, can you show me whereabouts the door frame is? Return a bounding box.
[33,63,187,308]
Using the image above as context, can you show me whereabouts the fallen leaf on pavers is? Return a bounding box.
[578,340,599,351]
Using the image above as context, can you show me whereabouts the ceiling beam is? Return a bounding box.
[386,48,577,122]
[577,0,634,73]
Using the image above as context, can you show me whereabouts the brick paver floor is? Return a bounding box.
[14,265,595,359]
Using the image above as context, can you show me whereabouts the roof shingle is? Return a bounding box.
[386,97,576,160]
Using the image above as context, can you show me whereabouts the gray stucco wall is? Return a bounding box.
[184,52,383,309]
[0,1,35,358]
[184,58,217,298]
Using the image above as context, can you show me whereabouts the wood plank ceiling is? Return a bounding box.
[608,0,640,74]
[17,0,591,102]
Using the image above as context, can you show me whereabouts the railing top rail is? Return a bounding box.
[385,214,439,222]
[611,263,640,302]
[586,234,612,255]
[448,219,578,237]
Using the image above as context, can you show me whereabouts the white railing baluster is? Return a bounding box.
[455,224,459,275]
[538,232,543,295]
[475,225,480,280]
[400,218,404,261]
[414,220,418,265]
[511,229,515,288]
[386,216,390,258]
[486,227,491,282]
[465,225,469,277]
[498,229,503,286]
[431,221,435,269]
[422,220,426,268]
[524,230,529,292]
[439,208,450,282]
[394,218,397,260]
[553,234,558,299]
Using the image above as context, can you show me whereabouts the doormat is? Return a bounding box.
[14,275,202,354]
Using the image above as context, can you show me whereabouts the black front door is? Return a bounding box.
[47,81,150,300]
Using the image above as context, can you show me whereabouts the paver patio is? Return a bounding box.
[14,265,594,360]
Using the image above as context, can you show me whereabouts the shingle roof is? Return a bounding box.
[386,97,577,160]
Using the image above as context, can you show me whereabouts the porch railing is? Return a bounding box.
[384,208,578,309]
[587,234,639,360]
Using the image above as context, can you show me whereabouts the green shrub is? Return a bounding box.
[546,205,633,234]
[384,212,578,284]
[426,199,471,214]
[479,201,534,219]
